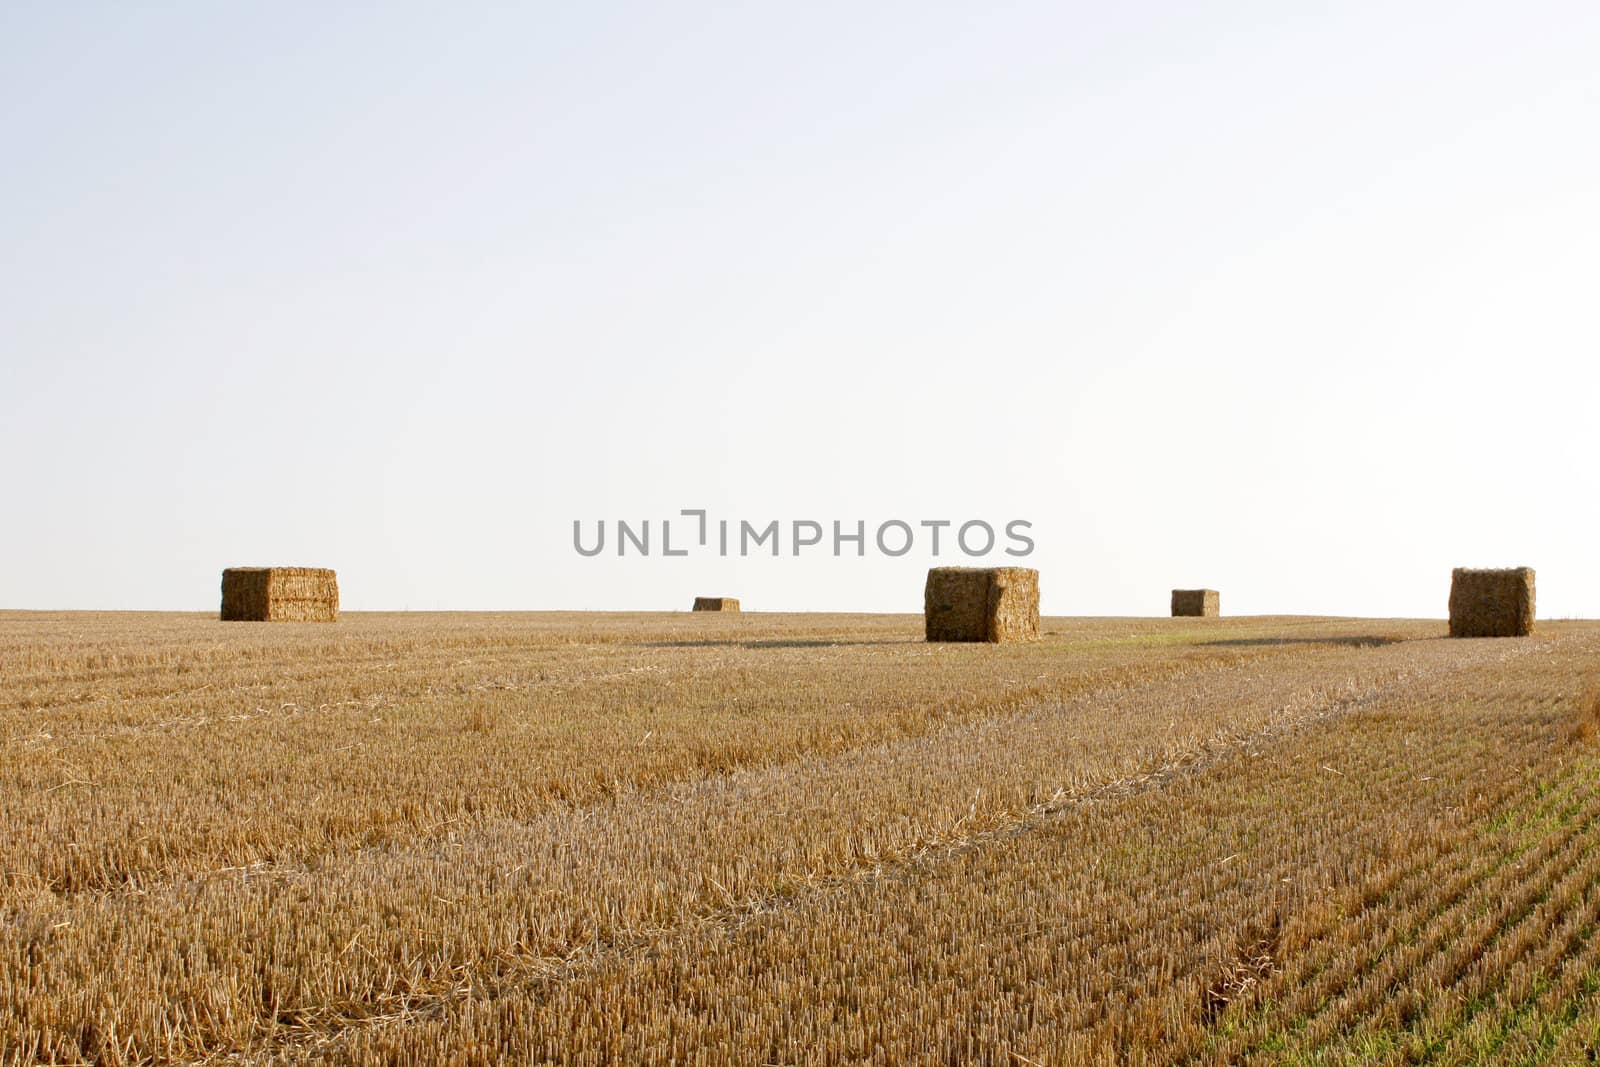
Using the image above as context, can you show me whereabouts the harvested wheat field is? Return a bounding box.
[4,610,1600,1065]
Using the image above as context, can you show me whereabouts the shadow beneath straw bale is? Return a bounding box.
[638,638,906,650]
[1195,636,1410,649]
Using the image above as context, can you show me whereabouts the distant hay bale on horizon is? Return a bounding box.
[1171,589,1220,617]
[924,567,1039,644]
[221,567,339,622]
[692,597,740,612]
[1449,567,1534,637]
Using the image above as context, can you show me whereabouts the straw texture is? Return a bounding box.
[1171,589,1220,617]
[924,567,1039,643]
[1448,567,1534,637]
[220,567,339,622]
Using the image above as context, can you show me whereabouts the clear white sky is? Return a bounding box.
[2,2,1596,616]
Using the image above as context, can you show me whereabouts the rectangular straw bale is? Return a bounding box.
[924,567,1039,643]
[221,567,339,622]
[1448,567,1534,637]
[1171,589,1220,617]
[692,597,740,612]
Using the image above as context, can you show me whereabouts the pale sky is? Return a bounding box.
[2,2,1597,616]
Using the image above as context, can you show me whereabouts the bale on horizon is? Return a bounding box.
[1449,567,1534,637]
[221,567,339,622]
[924,567,1039,643]
[1171,589,1220,617]
[692,597,740,612]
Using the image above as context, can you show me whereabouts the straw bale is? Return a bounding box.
[1448,567,1534,637]
[221,567,339,622]
[924,567,1039,643]
[692,597,740,612]
[1171,589,1220,617]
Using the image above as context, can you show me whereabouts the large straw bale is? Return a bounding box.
[692,597,740,612]
[1171,589,1220,617]
[924,567,1039,643]
[221,567,339,622]
[1448,567,1534,637]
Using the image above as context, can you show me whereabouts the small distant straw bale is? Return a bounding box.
[924,567,1039,643]
[221,567,339,622]
[1171,589,1220,617]
[692,597,740,612]
[1449,567,1534,637]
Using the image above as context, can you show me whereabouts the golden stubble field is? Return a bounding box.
[3,610,1599,1065]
